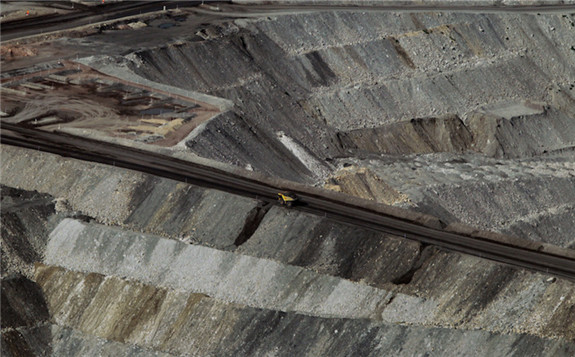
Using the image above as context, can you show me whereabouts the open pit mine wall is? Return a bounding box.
[4,195,575,355]
[2,141,572,261]
[3,261,574,356]
[3,6,575,356]
[123,9,575,182]
[5,263,574,356]
[232,0,575,5]
[43,3,575,249]
[116,8,575,249]
[2,145,575,355]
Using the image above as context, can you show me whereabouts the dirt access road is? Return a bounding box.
[194,2,575,18]
[1,1,203,41]
[4,1,575,42]
[3,123,575,282]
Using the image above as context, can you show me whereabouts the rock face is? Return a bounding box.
[2,146,575,356]
[121,9,575,249]
[0,145,259,248]
[1,275,50,331]
[43,219,392,320]
[19,264,575,357]
[131,10,575,142]
[338,114,473,156]
[2,4,575,356]
[467,103,575,159]
[1,186,58,279]
[332,153,575,248]
[324,166,411,205]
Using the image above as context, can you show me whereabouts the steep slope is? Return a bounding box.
[2,4,575,356]
[1,187,57,279]
[2,146,575,357]
[120,9,575,249]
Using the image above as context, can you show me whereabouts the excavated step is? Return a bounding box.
[2,324,174,357]
[13,263,572,357]
[44,219,391,320]
[0,145,261,249]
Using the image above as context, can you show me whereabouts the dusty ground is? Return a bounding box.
[1,61,219,146]
[0,1,75,23]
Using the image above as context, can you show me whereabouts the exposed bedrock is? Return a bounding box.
[42,218,575,342]
[333,152,575,248]
[1,275,50,331]
[124,10,575,189]
[0,275,52,357]
[1,186,61,278]
[338,114,473,155]
[236,206,423,286]
[336,103,575,159]
[0,145,260,250]
[8,263,567,357]
[2,146,575,353]
[419,174,575,246]
[44,219,393,320]
[1,324,172,357]
[3,201,575,354]
[467,104,575,159]
[500,203,575,249]
[392,250,575,340]
[0,147,430,289]
[183,111,318,182]
[132,11,575,123]
[128,34,343,182]
[324,166,412,205]
[2,7,575,355]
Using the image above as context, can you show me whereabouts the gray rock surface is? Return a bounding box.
[2,146,575,355]
[44,219,392,319]
[1,186,60,278]
[0,145,259,249]
[118,9,575,250]
[2,324,173,357]
[1,275,50,330]
[335,152,575,248]
[40,215,575,341]
[28,264,575,357]
[2,4,575,356]
[237,206,423,286]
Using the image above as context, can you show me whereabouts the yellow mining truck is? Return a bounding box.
[278,191,298,207]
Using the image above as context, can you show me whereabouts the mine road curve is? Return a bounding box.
[0,1,203,41]
[2,123,575,281]
[4,1,575,42]
[196,2,575,18]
